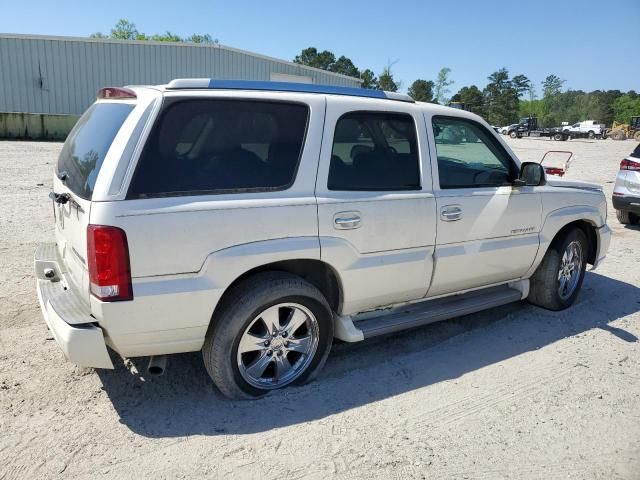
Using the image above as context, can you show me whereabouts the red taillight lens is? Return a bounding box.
[544,166,565,177]
[87,225,133,301]
[97,87,137,100]
[620,158,640,171]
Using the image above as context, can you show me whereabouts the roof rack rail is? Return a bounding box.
[165,79,415,103]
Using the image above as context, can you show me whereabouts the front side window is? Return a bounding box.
[328,111,420,191]
[129,99,309,197]
[432,117,515,189]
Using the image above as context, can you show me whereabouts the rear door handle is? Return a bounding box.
[334,211,362,230]
[440,205,462,221]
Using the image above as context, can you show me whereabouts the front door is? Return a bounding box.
[315,98,437,315]
[426,115,542,297]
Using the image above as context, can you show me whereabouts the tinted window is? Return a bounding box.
[328,112,420,191]
[433,117,515,189]
[57,103,134,199]
[631,143,640,159]
[129,99,309,197]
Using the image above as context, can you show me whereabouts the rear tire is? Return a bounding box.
[588,131,595,139]
[616,209,639,225]
[611,130,626,141]
[553,132,564,141]
[528,228,588,311]
[509,131,517,139]
[203,272,334,400]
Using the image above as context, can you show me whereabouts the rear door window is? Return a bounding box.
[328,111,420,191]
[57,102,134,199]
[128,99,309,197]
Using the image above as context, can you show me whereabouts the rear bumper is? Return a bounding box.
[34,243,113,369]
[612,195,640,214]
[592,224,611,270]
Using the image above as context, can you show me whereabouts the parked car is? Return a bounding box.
[613,143,640,225]
[563,120,604,139]
[502,124,517,135]
[35,80,611,399]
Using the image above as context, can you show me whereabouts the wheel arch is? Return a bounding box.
[550,219,598,265]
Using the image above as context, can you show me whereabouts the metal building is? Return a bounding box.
[0,33,361,138]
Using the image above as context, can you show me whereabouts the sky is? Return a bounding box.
[1,0,639,94]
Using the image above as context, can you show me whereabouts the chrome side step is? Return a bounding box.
[353,285,523,339]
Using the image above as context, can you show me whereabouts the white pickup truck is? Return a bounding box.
[35,80,611,399]
[563,120,604,139]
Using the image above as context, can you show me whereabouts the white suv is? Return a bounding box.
[613,143,640,224]
[35,80,611,399]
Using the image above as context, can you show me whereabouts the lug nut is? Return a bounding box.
[282,331,288,338]
[264,340,270,347]
[285,341,290,347]
[267,350,273,356]
[277,350,283,356]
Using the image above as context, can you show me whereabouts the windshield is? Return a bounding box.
[57,102,134,199]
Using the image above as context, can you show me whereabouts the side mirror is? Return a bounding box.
[515,162,545,187]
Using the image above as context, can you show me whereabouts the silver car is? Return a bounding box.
[613,143,640,224]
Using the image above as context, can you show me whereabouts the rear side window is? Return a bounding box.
[328,111,420,191]
[128,99,309,197]
[57,103,134,199]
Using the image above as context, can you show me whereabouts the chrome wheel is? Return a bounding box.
[236,303,319,390]
[557,240,583,300]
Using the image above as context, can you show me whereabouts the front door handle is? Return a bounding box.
[440,205,462,222]
[334,212,362,230]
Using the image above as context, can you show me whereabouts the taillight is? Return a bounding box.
[620,158,640,171]
[87,225,133,301]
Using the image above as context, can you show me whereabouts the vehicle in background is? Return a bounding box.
[563,120,604,139]
[613,143,640,224]
[607,117,640,141]
[540,150,573,177]
[491,125,501,134]
[502,124,518,135]
[511,117,569,141]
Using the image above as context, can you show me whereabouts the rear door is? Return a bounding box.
[53,100,136,299]
[315,97,437,315]
[426,115,542,297]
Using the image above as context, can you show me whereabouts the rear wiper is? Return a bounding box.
[49,192,70,204]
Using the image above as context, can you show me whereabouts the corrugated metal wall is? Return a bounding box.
[0,34,361,115]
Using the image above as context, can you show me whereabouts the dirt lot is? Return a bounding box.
[1,137,639,479]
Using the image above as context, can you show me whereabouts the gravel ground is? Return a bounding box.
[0,137,639,479]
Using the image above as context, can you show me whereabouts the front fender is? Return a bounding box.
[523,204,604,278]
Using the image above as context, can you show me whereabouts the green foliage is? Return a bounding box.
[360,69,379,90]
[408,79,434,102]
[294,47,336,70]
[378,65,399,92]
[613,95,640,124]
[451,85,485,116]
[434,67,454,104]
[483,68,519,125]
[330,56,360,78]
[542,74,565,98]
[90,19,217,44]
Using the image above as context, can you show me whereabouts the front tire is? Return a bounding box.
[528,228,588,311]
[203,272,333,400]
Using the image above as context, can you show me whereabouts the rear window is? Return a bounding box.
[128,99,309,198]
[632,143,640,159]
[57,102,134,199]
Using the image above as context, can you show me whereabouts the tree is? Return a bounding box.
[542,74,565,98]
[90,20,217,45]
[378,64,399,92]
[408,79,434,102]
[293,47,336,70]
[452,85,485,116]
[613,95,640,124]
[330,56,360,78]
[483,68,519,125]
[433,67,454,104]
[360,69,379,90]
[110,19,139,40]
[511,74,531,97]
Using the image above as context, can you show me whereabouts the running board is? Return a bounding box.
[353,285,523,339]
